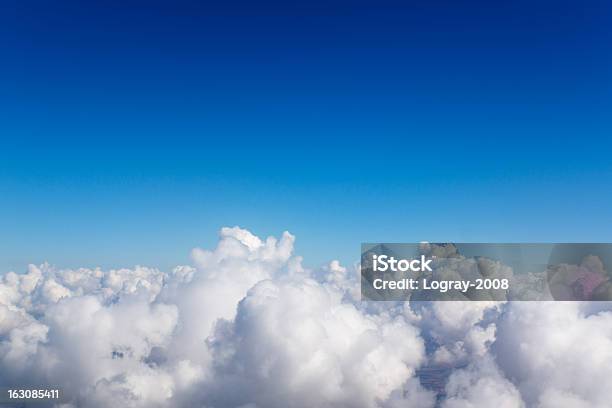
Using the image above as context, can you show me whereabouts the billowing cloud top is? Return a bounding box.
[1,228,611,407]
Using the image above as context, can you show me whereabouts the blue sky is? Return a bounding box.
[1,0,611,272]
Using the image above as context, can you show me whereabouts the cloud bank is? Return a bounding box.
[1,227,612,407]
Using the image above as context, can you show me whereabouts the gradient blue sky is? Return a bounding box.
[1,0,611,272]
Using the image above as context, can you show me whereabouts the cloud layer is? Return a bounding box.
[1,227,612,407]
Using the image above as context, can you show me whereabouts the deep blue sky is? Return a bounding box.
[1,0,611,272]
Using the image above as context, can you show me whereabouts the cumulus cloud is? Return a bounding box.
[204,278,429,408]
[493,302,612,408]
[442,355,524,408]
[418,301,500,365]
[1,228,612,408]
[0,227,431,407]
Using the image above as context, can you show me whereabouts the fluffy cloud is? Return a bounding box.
[0,227,431,408]
[415,301,501,365]
[204,278,430,407]
[442,355,524,408]
[2,228,612,408]
[493,302,612,408]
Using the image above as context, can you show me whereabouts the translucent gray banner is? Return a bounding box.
[361,243,612,301]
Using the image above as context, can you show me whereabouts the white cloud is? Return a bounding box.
[203,278,430,408]
[442,356,525,408]
[0,227,431,407]
[493,302,612,408]
[2,228,612,408]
